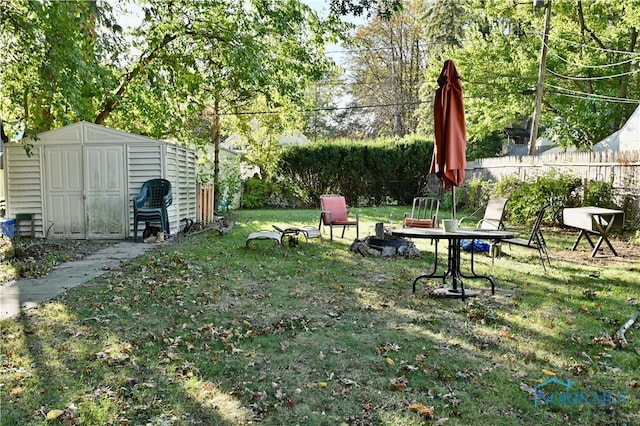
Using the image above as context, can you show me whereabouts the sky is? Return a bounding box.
[302,0,368,65]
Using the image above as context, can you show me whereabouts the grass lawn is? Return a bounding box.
[1,206,639,425]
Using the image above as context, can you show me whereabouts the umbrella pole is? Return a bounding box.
[451,187,456,220]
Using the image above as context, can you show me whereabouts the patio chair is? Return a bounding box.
[474,197,509,230]
[133,178,172,241]
[318,194,359,242]
[459,197,508,258]
[403,197,440,228]
[273,225,322,245]
[502,205,551,271]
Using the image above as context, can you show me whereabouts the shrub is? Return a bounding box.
[242,175,273,209]
[489,170,582,226]
[584,180,617,208]
[277,136,434,206]
[217,157,243,212]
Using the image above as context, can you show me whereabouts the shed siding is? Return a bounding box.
[5,145,44,237]
[127,143,164,238]
[166,144,197,234]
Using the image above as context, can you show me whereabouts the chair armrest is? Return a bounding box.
[132,190,147,210]
[457,206,482,227]
[320,211,333,224]
[476,219,505,230]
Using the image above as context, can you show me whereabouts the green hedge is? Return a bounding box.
[278,136,435,206]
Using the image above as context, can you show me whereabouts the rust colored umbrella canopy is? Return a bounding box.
[430,59,467,218]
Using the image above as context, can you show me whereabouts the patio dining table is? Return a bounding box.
[392,227,518,299]
[563,207,624,257]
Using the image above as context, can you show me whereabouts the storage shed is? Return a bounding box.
[3,122,196,239]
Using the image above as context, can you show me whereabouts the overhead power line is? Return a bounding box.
[544,32,640,56]
[547,47,638,69]
[546,67,640,81]
[546,83,640,104]
[221,99,431,116]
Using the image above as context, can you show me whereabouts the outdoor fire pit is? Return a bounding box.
[350,235,420,257]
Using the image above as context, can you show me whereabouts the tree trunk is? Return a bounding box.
[213,99,221,214]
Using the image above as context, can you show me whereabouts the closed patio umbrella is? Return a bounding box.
[430,59,467,219]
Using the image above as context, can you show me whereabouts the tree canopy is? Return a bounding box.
[0,0,350,144]
[2,0,638,158]
[416,0,640,151]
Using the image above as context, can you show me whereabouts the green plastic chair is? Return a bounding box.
[132,179,172,241]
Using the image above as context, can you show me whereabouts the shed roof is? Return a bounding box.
[22,121,169,146]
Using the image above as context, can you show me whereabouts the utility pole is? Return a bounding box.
[529,0,552,156]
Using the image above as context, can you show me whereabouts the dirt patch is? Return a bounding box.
[550,238,640,268]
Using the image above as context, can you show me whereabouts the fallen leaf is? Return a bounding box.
[542,369,556,376]
[46,409,64,420]
[390,377,408,391]
[408,403,434,418]
[520,382,535,394]
[318,382,328,388]
[501,326,514,339]
[166,351,182,361]
[385,357,395,366]
[10,387,23,396]
[391,382,407,391]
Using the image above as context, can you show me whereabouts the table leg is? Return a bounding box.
[591,215,618,257]
[593,236,618,257]
[412,238,499,298]
[571,230,594,251]
[412,239,445,293]
[448,239,463,296]
[459,240,496,295]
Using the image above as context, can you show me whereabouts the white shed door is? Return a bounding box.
[85,146,126,239]
[45,147,85,239]
[45,145,126,239]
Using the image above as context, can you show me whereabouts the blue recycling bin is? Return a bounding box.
[0,218,15,238]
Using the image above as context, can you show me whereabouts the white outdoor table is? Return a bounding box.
[562,207,624,257]
[391,227,518,299]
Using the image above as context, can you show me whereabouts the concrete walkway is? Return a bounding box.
[1,241,156,322]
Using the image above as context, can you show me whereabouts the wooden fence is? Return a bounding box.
[467,150,640,194]
[197,184,215,225]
